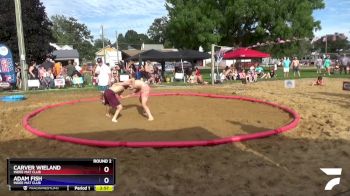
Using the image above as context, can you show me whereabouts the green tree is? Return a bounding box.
[115,30,153,50]
[166,0,222,50]
[0,0,54,62]
[166,0,325,56]
[94,38,112,50]
[147,17,168,44]
[51,15,95,61]
[313,33,350,53]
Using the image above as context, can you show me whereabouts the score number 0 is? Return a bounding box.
[103,166,110,184]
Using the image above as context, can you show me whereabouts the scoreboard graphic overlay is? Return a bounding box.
[7,158,115,191]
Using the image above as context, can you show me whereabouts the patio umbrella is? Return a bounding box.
[223,48,270,59]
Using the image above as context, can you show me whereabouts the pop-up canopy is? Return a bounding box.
[223,48,270,59]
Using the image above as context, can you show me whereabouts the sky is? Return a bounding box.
[42,0,349,43]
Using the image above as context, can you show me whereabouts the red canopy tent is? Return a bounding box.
[223,48,270,59]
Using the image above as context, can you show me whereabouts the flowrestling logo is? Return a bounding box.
[320,168,342,190]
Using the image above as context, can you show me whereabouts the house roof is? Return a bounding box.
[95,47,120,56]
[52,49,79,60]
[122,50,142,58]
[142,44,164,50]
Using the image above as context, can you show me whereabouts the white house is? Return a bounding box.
[95,46,122,67]
[50,43,79,65]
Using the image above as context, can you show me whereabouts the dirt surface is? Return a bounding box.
[1,78,350,195]
[29,96,292,141]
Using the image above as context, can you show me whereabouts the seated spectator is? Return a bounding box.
[229,66,238,80]
[55,73,65,89]
[42,68,54,89]
[247,67,257,82]
[312,76,325,86]
[238,70,248,84]
[195,67,207,84]
[153,66,162,84]
[188,71,196,84]
[219,71,226,83]
[224,66,233,80]
[255,65,264,78]
[72,72,83,88]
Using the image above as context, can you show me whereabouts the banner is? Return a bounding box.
[284,80,295,88]
[0,44,16,84]
[343,81,350,91]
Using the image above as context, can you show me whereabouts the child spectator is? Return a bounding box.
[312,76,325,86]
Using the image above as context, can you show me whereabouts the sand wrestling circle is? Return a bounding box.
[23,92,300,148]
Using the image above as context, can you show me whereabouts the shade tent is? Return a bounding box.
[173,50,211,60]
[126,49,210,83]
[126,49,210,61]
[126,49,173,61]
[223,48,270,59]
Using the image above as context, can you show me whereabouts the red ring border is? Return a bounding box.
[22,92,300,148]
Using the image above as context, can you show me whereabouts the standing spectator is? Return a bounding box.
[28,61,39,79]
[316,56,323,74]
[41,56,54,71]
[15,64,21,89]
[66,61,75,78]
[94,58,111,103]
[283,57,291,78]
[292,57,301,78]
[111,66,119,84]
[74,62,82,75]
[53,62,62,78]
[323,55,331,76]
[273,63,278,77]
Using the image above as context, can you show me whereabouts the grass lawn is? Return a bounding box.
[1,68,350,95]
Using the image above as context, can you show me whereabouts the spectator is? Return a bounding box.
[15,64,21,89]
[74,62,82,75]
[247,66,257,82]
[42,68,54,89]
[194,67,207,84]
[41,56,54,71]
[283,57,291,78]
[53,61,62,78]
[66,61,75,77]
[188,71,196,84]
[312,76,325,86]
[316,56,323,74]
[111,66,119,84]
[28,61,39,79]
[95,58,111,103]
[292,57,301,78]
[273,63,278,77]
[224,66,232,80]
[255,65,264,78]
[323,55,331,76]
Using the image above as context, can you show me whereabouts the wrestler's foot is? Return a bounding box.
[148,116,154,121]
[106,113,111,118]
[112,119,118,123]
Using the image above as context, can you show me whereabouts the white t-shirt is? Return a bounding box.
[95,64,111,86]
[75,65,82,72]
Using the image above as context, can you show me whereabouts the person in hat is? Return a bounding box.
[94,58,111,103]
